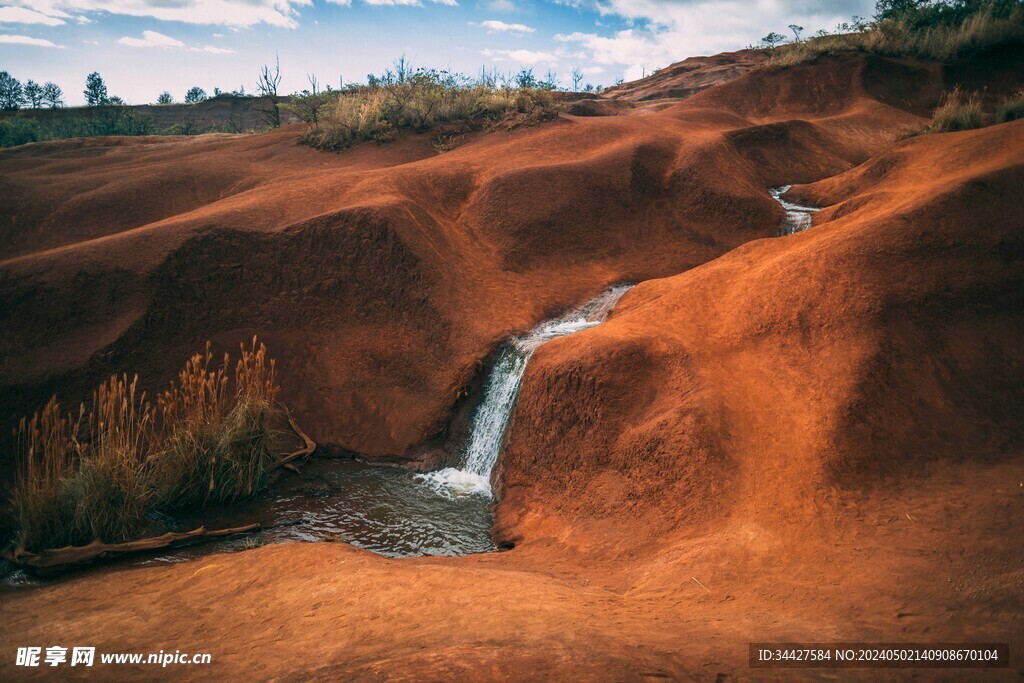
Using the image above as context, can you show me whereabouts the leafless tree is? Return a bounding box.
[571,66,583,91]
[256,55,283,128]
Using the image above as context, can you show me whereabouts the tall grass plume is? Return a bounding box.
[9,338,285,554]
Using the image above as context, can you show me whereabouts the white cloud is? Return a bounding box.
[362,0,457,5]
[5,0,313,28]
[192,44,234,53]
[0,33,63,47]
[2,0,457,29]
[117,30,234,54]
[118,30,186,48]
[482,47,559,65]
[0,6,65,24]
[555,28,675,74]
[481,0,520,10]
[480,19,534,33]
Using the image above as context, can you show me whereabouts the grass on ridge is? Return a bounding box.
[929,86,985,132]
[294,62,563,152]
[764,2,1024,67]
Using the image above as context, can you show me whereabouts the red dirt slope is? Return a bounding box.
[0,52,948,467]
[1,106,1021,683]
[603,49,767,102]
[498,119,1024,551]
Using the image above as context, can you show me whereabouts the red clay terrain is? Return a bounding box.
[1,47,1023,680]
[603,49,767,103]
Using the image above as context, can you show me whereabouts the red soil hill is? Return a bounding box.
[1,119,1021,682]
[0,48,1022,680]
[0,52,962,465]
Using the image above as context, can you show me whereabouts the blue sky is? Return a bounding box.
[1,0,873,105]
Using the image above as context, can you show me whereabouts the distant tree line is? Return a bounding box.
[155,87,210,105]
[1,70,220,111]
[0,72,64,110]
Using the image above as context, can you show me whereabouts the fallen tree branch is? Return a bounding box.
[3,524,260,573]
[272,415,316,470]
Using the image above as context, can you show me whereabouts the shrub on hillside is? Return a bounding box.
[299,62,562,151]
[0,105,156,148]
[765,0,1024,66]
[0,116,39,147]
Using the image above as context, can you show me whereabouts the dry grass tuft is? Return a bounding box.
[9,338,284,553]
[12,398,87,552]
[153,339,280,509]
[995,89,1024,122]
[929,86,985,132]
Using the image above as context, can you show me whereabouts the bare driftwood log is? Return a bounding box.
[3,524,260,573]
[272,415,316,470]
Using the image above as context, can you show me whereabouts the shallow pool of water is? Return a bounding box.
[0,458,496,589]
[142,459,497,563]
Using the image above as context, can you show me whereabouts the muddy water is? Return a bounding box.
[0,458,493,589]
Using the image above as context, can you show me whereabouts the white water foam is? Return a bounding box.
[418,284,633,498]
[770,185,820,235]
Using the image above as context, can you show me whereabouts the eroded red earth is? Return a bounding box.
[1,49,1022,680]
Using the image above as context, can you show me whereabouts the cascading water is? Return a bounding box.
[419,284,633,498]
[770,185,820,235]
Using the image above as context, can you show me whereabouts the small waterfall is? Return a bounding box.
[419,284,633,498]
[461,345,530,477]
[770,185,820,235]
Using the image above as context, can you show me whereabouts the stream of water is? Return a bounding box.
[2,190,815,583]
[770,185,820,235]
